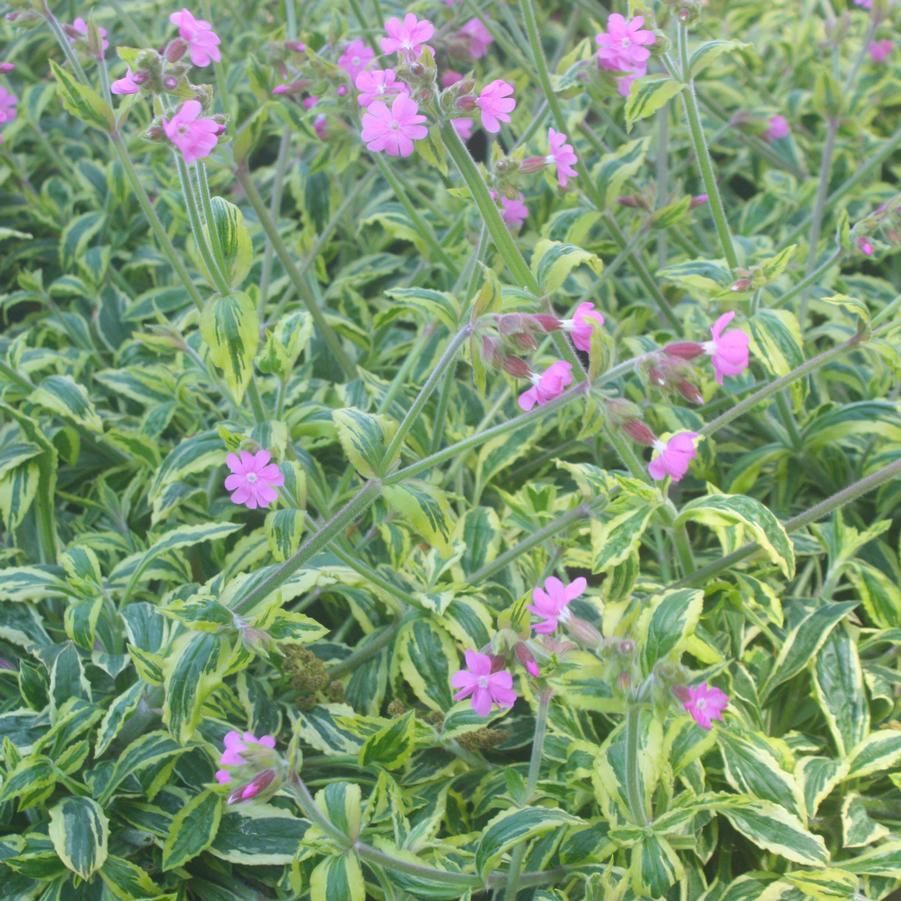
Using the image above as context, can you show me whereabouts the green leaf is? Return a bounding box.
[592,503,659,572]
[812,628,869,757]
[630,834,683,897]
[359,711,417,770]
[475,806,584,876]
[315,782,362,840]
[530,239,603,292]
[624,77,684,132]
[836,839,901,877]
[383,482,454,555]
[333,408,397,478]
[748,309,805,394]
[638,588,705,672]
[385,287,461,331]
[844,730,901,780]
[721,799,829,866]
[311,853,365,901]
[200,292,259,403]
[396,618,458,713]
[98,731,184,804]
[149,430,224,502]
[803,401,901,449]
[0,755,57,809]
[821,293,870,323]
[161,790,222,870]
[48,796,109,880]
[50,60,113,130]
[205,198,253,290]
[689,39,751,78]
[593,137,650,209]
[676,493,795,579]
[265,508,305,561]
[0,566,69,603]
[99,856,165,900]
[94,682,146,757]
[0,461,40,531]
[32,375,103,432]
[209,804,309,865]
[657,258,732,295]
[841,794,889,848]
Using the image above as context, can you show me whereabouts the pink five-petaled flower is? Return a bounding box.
[0,87,17,125]
[361,93,428,157]
[490,190,528,228]
[71,18,109,54]
[518,360,573,411]
[566,302,605,353]
[451,650,517,717]
[338,39,374,80]
[529,576,587,634]
[683,683,728,730]
[648,432,700,482]
[868,40,892,62]
[595,14,655,71]
[169,9,222,67]
[459,18,493,58]
[452,117,474,141]
[476,79,515,133]
[111,68,141,95]
[224,450,284,509]
[704,311,749,384]
[163,99,221,163]
[355,68,406,108]
[547,128,578,187]
[762,114,790,142]
[381,13,435,60]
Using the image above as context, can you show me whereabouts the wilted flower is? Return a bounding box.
[169,8,221,67]
[682,683,728,729]
[338,39,374,80]
[518,360,573,411]
[762,114,790,142]
[224,449,284,509]
[476,79,515,133]
[451,650,517,716]
[703,311,749,384]
[528,576,587,633]
[648,432,700,482]
[163,99,221,162]
[361,93,428,157]
[381,13,435,60]
[564,302,604,353]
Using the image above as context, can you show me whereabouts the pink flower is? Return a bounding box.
[704,311,749,384]
[111,68,141,95]
[0,87,17,125]
[71,18,109,54]
[528,576,587,633]
[163,99,220,163]
[216,730,277,777]
[459,18,493,58]
[683,683,728,730]
[868,40,892,62]
[313,114,327,140]
[169,8,222,67]
[595,14,655,71]
[490,190,528,229]
[547,128,578,187]
[762,114,790,142]
[476,79,515,133]
[355,68,406,107]
[857,236,874,256]
[514,642,540,677]
[361,93,428,157]
[215,730,280,803]
[648,432,699,482]
[338,39,374,80]
[854,0,871,7]
[381,13,435,60]
[566,302,605,353]
[615,71,643,97]
[451,650,517,717]
[452,117,474,141]
[224,449,284,509]
[518,360,573,411]
[442,70,464,88]
[0,63,16,73]
[303,95,319,109]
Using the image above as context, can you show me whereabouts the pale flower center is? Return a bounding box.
[621,37,631,47]
[246,473,258,484]
[478,675,490,689]
[653,440,667,454]
[695,698,707,709]
[545,153,556,164]
[390,121,400,130]
[558,606,572,623]
[702,339,717,356]
[352,56,360,66]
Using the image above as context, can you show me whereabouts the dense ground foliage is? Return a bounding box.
[0,0,899,899]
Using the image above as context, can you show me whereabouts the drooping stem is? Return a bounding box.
[624,704,649,825]
[676,24,739,270]
[235,166,358,380]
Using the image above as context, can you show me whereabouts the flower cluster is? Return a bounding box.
[596,14,656,97]
[215,730,282,804]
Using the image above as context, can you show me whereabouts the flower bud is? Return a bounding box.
[227,768,277,805]
[0,63,16,73]
[730,278,752,292]
[676,379,704,405]
[532,314,562,332]
[564,614,604,649]
[856,236,874,256]
[648,365,667,387]
[617,639,636,656]
[520,156,548,174]
[162,75,178,91]
[514,642,540,677]
[621,419,657,446]
[616,195,641,208]
[285,41,306,53]
[455,94,477,111]
[671,683,691,702]
[664,341,704,360]
[690,194,709,208]
[501,355,532,378]
[165,38,188,62]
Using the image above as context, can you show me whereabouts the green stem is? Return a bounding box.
[676,25,739,270]
[674,457,901,587]
[672,521,696,578]
[235,166,358,380]
[624,704,649,825]
[774,246,843,309]
[327,613,414,679]
[196,161,228,279]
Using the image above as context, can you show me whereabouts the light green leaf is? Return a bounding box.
[821,293,869,323]
[333,408,397,478]
[383,481,454,555]
[385,287,461,331]
[841,794,889,848]
[48,796,109,880]
[530,239,603,292]
[592,503,659,572]
[396,617,458,713]
[161,790,222,870]
[0,461,40,531]
[722,799,829,866]
[98,731,184,804]
[32,375,103,432]
[593,137,650,209]
[657,258,732,295]
[812,628,869,757]
[625,77,684,132]
[630,834,683,897]
[50,60,113,130]
[689,39,751,78]
[0,754,57,809]
[205,197,253,290]
[209,804,309,865]
[638,588,705,672]
[265,508,305,561]
[359,711,417,770]
[200,292,259,402]
[311,853,365,901]
[99,856,165,900]
[315,782,362,841]
[844,730,901,780]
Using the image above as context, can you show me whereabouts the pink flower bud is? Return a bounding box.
[514,642,540,677]
[731,278,752,292]
[664,341,704,360]
[621,419,657,446]
[648,365,667,386]
[617,639,635,656]
[616,195,641,208]
[286,41,306,53]
[227,769,277,805]
[532,314,562,332]
[690,194,709,208]
[671,683,691,702]
[501,355,532,378]
[565,614,604,648]
[165,38,188,62]
[455,94,477,111]
[520,155,548,174]
[676,379,704,405]
[857,236,874,256]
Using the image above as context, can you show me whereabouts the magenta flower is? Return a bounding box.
[518,360,573,411]
[476,79,515,133]
[452,117,474,141]
[566,302,605,353]
[303,95,319,109]
[216,730,276,777]
[459,18,493,58]
[313,114,328,140]
[648,432,699,482]
[762,114,790,142]
[703,311,749,384]
[0,63,15,73]
[546,128,578,187]
[595,14,655,71]
[853,0,871,7]
[857,236,874,256]
[71,18,109,54]
[338,39,374,80]
[514,642,540,677]
[224,449,284,509]
[683,683,728,730]
[868,40,892,62]
[451,650,517,717]
[0,87,17,125]
[111,68,141,95]
[163,99,220,163]
[169,9,221,67]
[529,576,587,634]
[442,69,464,88]
[361,93,428,157]
[490,190,528,229]
[381,13,435,60]
[215,730,279,803]
[355,68,406,107]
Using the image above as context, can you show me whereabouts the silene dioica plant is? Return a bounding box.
[0,0,899,897]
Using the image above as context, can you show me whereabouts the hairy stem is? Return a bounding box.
[624,704,649,825]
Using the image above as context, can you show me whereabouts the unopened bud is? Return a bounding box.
[514,642,540,677]
[227,769,277,805]
[165,38,188,62]
[856,236,874,256]
[617,639,636,656]
[616,195,641,208]
[690,194,708,209]
[664,341,704,360]
[648,365,667,387]
[163,75,178,90]
[455,95,477,111]
[621,419,657,446]
[731,278,752,292]
[617,671,631,690]
[564,615,603,649]
[676,379,704,405]
[501,355,532,378]
[532,314,561,332]
[0,62,15,73]
[520,156,548,174]
[671,683,691,702]
[285,40,306,53]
